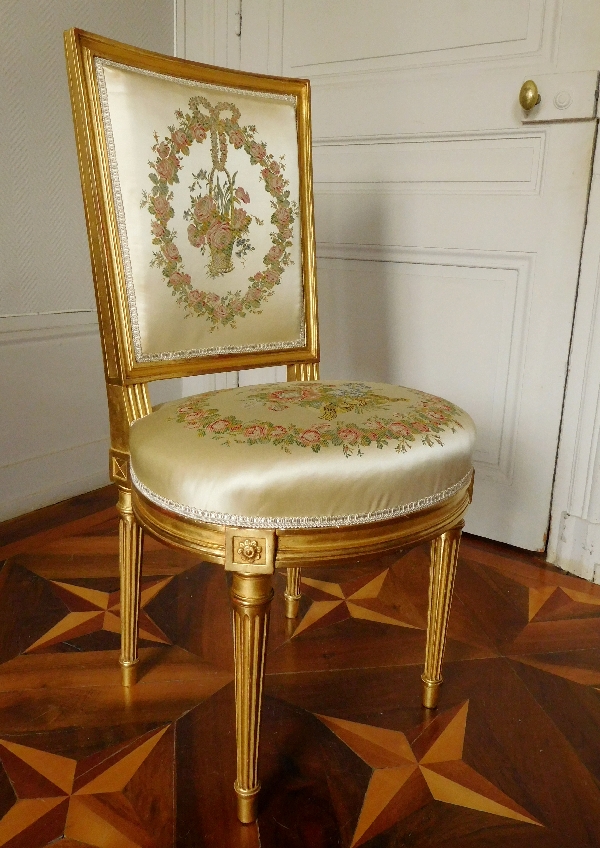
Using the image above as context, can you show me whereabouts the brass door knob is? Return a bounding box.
[519,80,541,111]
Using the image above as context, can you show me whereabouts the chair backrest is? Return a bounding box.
[64,29,318,388]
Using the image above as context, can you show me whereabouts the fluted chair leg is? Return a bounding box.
[422,524,463,709]
[230,572,273,823]
[284,567,302,618]
[117,487,144,687]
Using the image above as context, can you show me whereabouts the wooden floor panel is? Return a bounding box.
[1,497,600,845]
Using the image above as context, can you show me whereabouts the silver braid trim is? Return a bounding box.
[130,466,473,530]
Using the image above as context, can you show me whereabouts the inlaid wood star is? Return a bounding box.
[512,652,600,688]
[293,569,420,637]
[0,726,170,847]
[25,578,173,653]
[478,556,600,624]
[317,701,541,846]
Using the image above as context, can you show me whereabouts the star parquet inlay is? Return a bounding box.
[317,702,541,846]
[25,577,173,653]
[1,488,600,845]
[0,726,172,848]
[292,568,420,636]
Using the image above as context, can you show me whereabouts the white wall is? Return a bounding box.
[0,1,174,521]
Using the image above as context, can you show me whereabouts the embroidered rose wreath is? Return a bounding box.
[141,95,299,330]
[175,383,464,457]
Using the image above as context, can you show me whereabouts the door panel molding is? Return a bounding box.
[317,243,534,485]
[313,131,546,195]
[282,0,562,79]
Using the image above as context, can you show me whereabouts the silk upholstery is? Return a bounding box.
[130,381,475,528]
[96,60,305,362]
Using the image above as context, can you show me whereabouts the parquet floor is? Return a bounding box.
[1,488,600,846]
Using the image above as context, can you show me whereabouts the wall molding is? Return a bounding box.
[0,438,110,523]
[0,311,98,345]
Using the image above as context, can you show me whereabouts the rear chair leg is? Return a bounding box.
[284,567,302,618]
[422,524,463,709]
[117,487,143,687]
[230,572,273,823]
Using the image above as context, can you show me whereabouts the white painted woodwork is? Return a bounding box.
[548,133,600,581]
[0,0,174,520]
[520,71,599,123]
[220,0,600,551]
[0,313,108,521]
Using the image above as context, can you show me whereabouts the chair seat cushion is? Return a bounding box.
[129,381,476,529]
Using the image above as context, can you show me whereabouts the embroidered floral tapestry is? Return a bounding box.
[141,95,299,330]
[175,382,464,457]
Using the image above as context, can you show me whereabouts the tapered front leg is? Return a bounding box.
[284,567,302,618]
[230,572,273,823]
[422,525,463,709]
[117,487,144,687]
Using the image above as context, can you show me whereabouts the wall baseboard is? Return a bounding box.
[0,439,110,523]
[553,512,600,584]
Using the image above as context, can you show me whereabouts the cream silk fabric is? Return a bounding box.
[129,381,476,528]
[96,60,304,362]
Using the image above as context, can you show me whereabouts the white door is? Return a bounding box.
[182,0,600,551]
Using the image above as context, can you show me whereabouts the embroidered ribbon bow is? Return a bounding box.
[189,96,242,172]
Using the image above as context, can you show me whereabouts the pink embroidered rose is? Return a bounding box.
[235,187,250,204]
[213,302,228,320]
[188,289,205,304]
[274,206,291,226]
[299,429,321,445]
[206,220,232,250]
[412,421,430,433]
[168,271,190,288]
[231,298,244,314]
[250,142,266,161]
[208,419,230,433]
[152,195,171,219]
[185,410,207,424]
[171,129,189,151]
[229,130,245,149]
[271,175,285,194]
[338,427,361,444]
[270,426,288,439]
[190,123,207,142]
[263,268,280,286]
[269,161,281,175]
[245,424,268,439]
[156,142,171,158]
[267,245,284,262]
[246,287,262,303]
[232,208,250,230]
[389,421,411,437]
[279,228,292,240]
[205,292,221,305]
[187,224,205,247]
[263,172,284,194]
[162,242,181,262]
[151,220,165,237]
[194,195,216,222]
[155,156,178,182]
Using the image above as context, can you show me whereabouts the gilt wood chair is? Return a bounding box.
[65,29,476,824]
